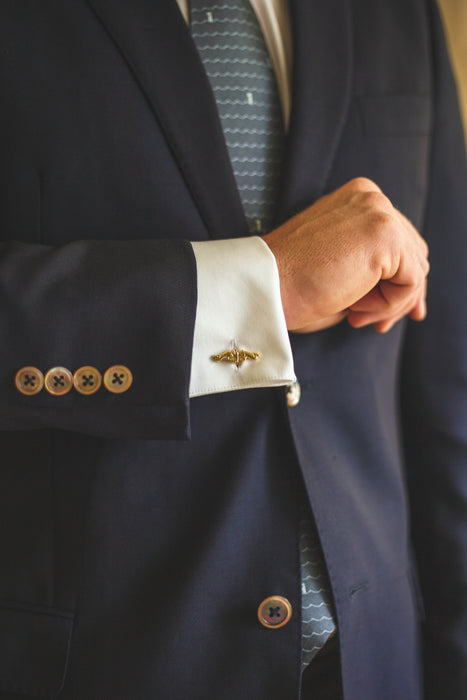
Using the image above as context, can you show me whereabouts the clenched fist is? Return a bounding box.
[262,177,429,334]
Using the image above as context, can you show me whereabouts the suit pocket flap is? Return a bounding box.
[358,93,431,135]
[0,603,74,698]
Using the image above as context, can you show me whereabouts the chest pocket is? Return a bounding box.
[358,93,431,135]
[352,93,432,226]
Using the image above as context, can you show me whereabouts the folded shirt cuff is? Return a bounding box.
[189,237,296,397]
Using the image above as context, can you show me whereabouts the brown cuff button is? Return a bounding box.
[74,366,102,395]
[15,367,44,395]
[257,596,292,629]
[103,365,133,394]
[44,367,73,396]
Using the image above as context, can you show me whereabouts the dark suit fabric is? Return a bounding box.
[0,1,465,698]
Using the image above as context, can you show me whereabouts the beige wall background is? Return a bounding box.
[437,0,467,139]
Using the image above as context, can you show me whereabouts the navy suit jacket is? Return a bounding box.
[0,1,465,698]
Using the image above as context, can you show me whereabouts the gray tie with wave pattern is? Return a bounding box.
[190,0,335,668]
[190,0,284,234]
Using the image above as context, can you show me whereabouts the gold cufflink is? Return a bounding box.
[211,341,260,369]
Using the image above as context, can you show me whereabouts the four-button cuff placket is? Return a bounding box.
[15,365,133,396]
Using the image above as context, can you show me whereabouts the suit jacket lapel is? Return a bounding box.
[86,0,248,240]
[86,0,352,237]
[276,0,353,223]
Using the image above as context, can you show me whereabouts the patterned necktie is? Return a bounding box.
[190,0,335,668]
[190,0,284,234]
[299,508,336,667]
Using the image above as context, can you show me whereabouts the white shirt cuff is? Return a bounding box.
[189,237,295,397]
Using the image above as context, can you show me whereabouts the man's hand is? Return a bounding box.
[262,177,429,334]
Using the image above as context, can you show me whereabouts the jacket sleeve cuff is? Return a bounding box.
[189,237,296,397]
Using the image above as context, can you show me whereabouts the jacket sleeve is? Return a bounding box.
[0,237,197,440]
[400,1,467,696]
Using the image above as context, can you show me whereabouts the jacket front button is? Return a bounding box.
[74,366,102,395]
[103,365,133,394]
[44,367,73,395]
[286,380,301,407]
[15,367,44,395]
[257,596,292,629]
